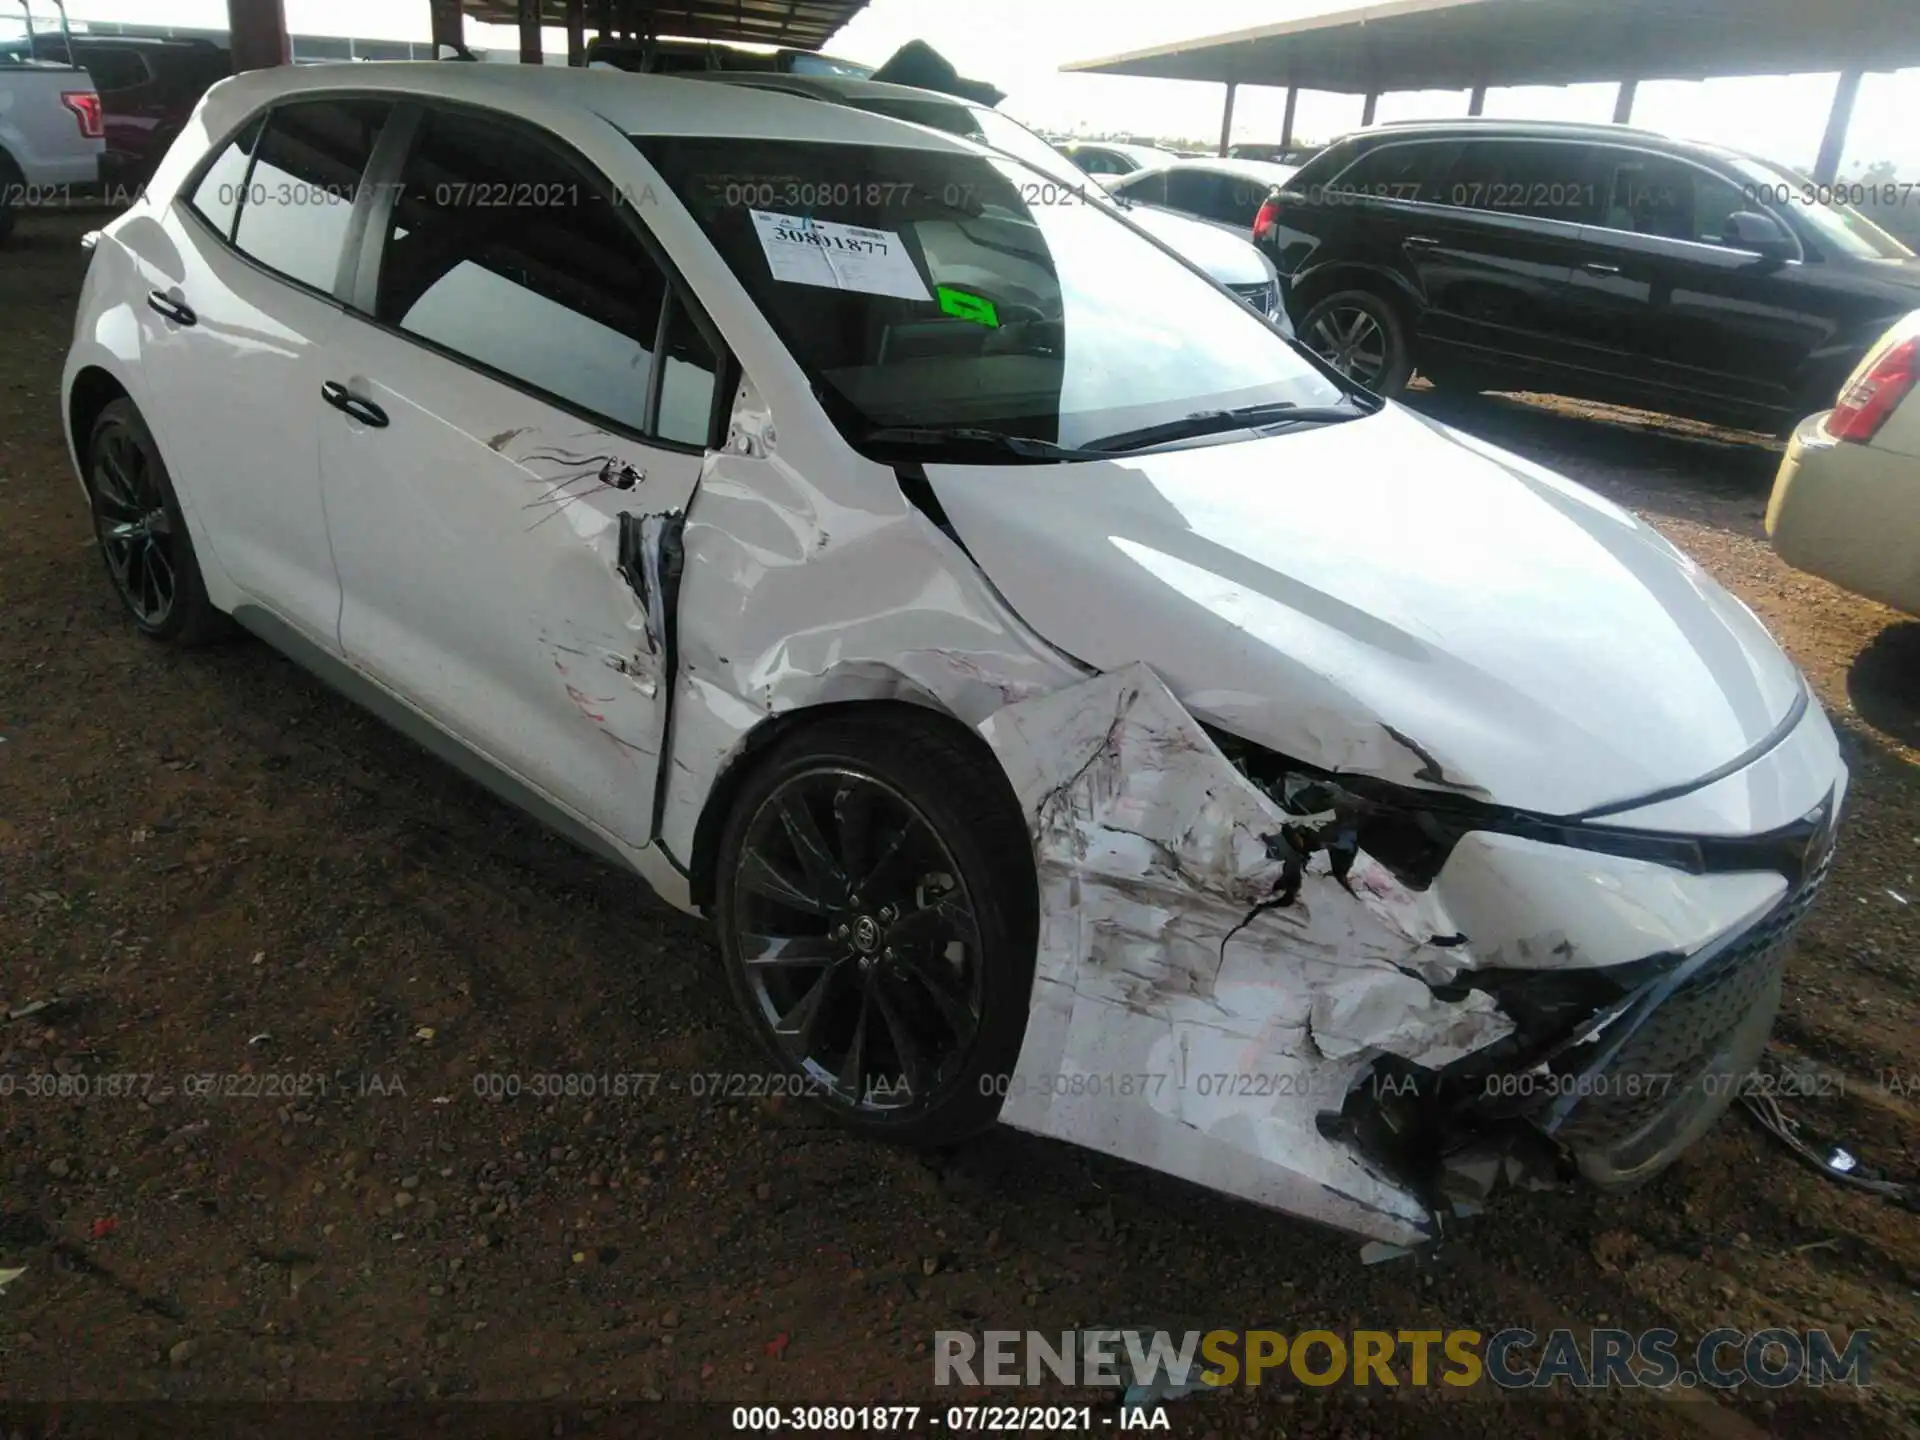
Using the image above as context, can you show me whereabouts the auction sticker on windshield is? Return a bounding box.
[749,210,931,300]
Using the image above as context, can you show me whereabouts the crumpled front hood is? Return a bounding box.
[925,403,1806,816]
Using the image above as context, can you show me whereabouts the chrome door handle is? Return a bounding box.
[1581,261,1623,276]
[1404,234,1439,248]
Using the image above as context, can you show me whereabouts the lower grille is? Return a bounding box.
[1553,844,1831,1160]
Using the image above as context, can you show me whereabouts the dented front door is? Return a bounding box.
[317,328,703,845]
[314,102,725,846]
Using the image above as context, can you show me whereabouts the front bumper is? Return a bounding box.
[979,665,1844,1248]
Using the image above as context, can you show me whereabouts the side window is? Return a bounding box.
[186,114,264,241]
[656,295,721,447]
[233,98,393,293]
[1076,150,1123,176]
[84,47,152,93]
[1112,169,1165,205]
[377,106,713,441]
[1437,140,1605,224]
[1167,170,1251,225]
[1330,140,1463,203]
[1598,153,1753,247]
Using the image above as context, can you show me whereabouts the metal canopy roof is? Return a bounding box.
[459,0,869,50]
[1064,0,1920,92]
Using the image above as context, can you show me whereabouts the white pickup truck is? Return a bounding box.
[1,6,102,240]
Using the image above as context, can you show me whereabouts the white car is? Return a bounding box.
[1768,311,1920,613]
[66,63,1845,1250]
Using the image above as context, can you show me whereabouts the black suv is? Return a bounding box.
[1262,118,1920,433]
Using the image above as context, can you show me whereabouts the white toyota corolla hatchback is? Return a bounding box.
[64,62,1845,1250]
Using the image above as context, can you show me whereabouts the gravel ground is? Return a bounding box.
[4,208,1920,1438]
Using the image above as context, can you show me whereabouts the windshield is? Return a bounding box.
[1732,156,1914,261]
[636,138,1341,455]
[967,107,1101,191]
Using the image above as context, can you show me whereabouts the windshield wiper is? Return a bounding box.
[1087,397,1380,454]
[859,426,1111,462]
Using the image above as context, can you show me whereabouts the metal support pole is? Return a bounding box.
[565,0,585,65]
[519,0,544,63]
[225,0,289,71]
[1280,86,1298,148]
[1814,69,1863,184]
[595,0,612,39]
[1468,84,1486,116]
[1613,78,1637,124]
[429,0,467,57]
[1218,81,1237,157]
[1361,90,1378,126]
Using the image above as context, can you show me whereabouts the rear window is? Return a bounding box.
[186,114,263,241]
[1323,140,1464,203]
[80,45,151,93]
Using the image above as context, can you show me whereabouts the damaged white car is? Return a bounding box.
[64,63,1845,1249]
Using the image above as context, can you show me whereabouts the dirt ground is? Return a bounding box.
[5,206,1920,1439]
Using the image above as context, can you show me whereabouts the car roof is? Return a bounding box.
[199,60,985,150]
[1069,141,1173,160]
[1339,117,1772,171]
[1126,156,1298,184]
[684,70,967,109]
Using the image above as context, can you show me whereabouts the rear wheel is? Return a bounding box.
[1299,288,1413,396]
[713,711,1038,1147]
[84,398,233,646]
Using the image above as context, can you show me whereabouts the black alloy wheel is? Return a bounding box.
[91,418,178,628]
[732,766,983,1113]
[1299,288,1413,395]
[85,398,231,645]
[714,713,1038,1145]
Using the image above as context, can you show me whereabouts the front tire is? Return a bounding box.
[712,710,1038,1147]
[1299,288,1413,396]
[84,397,232,646]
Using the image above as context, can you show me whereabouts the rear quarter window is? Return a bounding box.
[185,115,264,242]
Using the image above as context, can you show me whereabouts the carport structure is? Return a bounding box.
[1064,0,1920,182]
[222,0,868,72]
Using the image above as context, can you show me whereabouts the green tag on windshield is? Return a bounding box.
[936,285,999,327]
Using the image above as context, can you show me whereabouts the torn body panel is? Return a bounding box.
[976,665,1838,1244]
[655,377,1087,877]
[979,665,1501,1246]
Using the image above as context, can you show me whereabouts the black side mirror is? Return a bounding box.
[1721,210,1793,260]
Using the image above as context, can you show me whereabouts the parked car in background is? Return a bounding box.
[65,62,1843,1249]
[1107,156,1299,232]
[0,45,101,239]
[1768,311,1920,612]
[686,70,1293,333]
[1260,118,1920,426]
[1056,140,1178,185]
[1230,142,1320,166]
[585,36,872,77]
[30,33,228,188]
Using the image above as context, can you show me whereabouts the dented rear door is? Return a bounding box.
[315,102,725,845]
